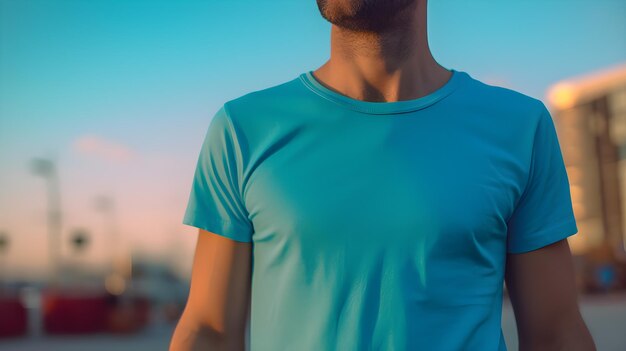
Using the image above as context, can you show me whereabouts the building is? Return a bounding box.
[546,62,626,292]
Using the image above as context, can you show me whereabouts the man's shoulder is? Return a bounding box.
[463,72,544,108]
[222,73,307,123]
[460,71,547,122]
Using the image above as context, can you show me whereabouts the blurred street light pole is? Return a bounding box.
[68,229,90,286]
[95,195,116,271]
[30,157,62,288]
[95,195,132,295]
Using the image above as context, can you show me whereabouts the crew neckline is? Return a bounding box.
[298,68,467,115]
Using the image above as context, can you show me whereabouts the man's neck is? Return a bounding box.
[312,2,451,104]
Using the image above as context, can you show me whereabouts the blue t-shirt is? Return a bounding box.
[183,68,579,351]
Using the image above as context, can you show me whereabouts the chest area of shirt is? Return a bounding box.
[242,125,519,249]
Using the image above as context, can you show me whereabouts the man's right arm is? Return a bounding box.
[169,229,252,351]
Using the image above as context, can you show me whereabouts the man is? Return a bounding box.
[170,0,596,350]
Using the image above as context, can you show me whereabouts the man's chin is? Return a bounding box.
[315,0,417,33]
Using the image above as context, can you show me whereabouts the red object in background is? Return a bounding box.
[41,287,152,335]
[0,294,28,338]
[105,295,151,334]
[42,288,109,334]
[134,295,150,327]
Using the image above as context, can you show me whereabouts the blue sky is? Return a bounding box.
[1,0,624,277]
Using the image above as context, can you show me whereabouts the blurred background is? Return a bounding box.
[0,0,625,350]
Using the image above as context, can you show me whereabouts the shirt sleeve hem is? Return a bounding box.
[507,219,579,254]
[182,211,253,243]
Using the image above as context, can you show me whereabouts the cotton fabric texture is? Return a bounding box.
[183,68,579,351]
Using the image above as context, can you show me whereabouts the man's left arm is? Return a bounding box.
[504,238,596,351]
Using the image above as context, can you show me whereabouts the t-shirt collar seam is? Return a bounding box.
[298,69,466,115]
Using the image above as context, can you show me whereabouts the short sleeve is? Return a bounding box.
[506,102,579,254]
[182,104,254,242]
